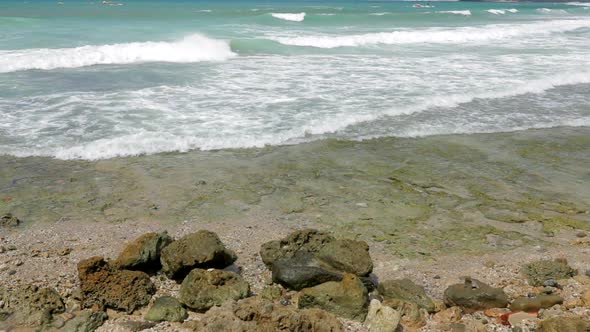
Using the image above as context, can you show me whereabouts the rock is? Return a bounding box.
[116,320,157,331]
[272,251,343,290]
[77,256,155,313]
[114,232,173,272]
[316,239,373,276]
[363,299,401,332]
[179,269,249,312]
[260,229,334,267]
[299,273,369,321]
[576,232,587,238]
[145,296,187,322]
[0,285,64,326]
[506,311,538,327]
[160,230,237,280]
[260,285,283,302]
[0,214,19,227]
[378,278,435,313]
[443,277,508,313]
[542,280,560,288]
[510,294,563,312]
[433,306,462,323]
[483,307,509,318]
[522,259,577,286]
[186,297,343,332]
[60,310,107,332]
[537,316,590,332]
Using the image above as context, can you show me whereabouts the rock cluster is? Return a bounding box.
[1,228,588,332]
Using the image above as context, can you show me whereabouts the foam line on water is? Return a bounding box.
[272,18,590,48]
[437,10,471,16]
[2,71,589,160]
[0,34,235,73]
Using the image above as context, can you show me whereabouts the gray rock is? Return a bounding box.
[299,273,369,321]
[160,230,237,280]
[60,310,107,332]
[114,232,173,272]
[316,239,373,276]
[443,277,508,313]
[145,296,187,322]
[523,259,577,286]
[272,251,343,291]
[179,269,250,312]
[363,299,401,332]
[378,278,435,313]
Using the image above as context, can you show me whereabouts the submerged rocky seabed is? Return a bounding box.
[0,127,590,331]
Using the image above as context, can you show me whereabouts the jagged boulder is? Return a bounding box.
[0,285,64,326]
[160,230,236,280]
[443,277,508,313]
[185,297,344,332]
[261,229,374,291]
[114,232,173,272]
[523,259,577,286]
[77,256,155,313]
[179,269,249,312]
[299,273,369,321]
[378,279,435,313]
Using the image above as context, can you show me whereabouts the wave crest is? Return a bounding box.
[0,34,235,73]
[437,10,471,16]
[271,12,306,22]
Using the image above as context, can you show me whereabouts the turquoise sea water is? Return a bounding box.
[0,0,589,159]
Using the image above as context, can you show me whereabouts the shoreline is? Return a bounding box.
[1,126,590,330]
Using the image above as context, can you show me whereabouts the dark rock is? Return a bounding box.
[378,278,435,313]
[60,310,107,332]
[186,296,343,332]
[272,251,343,290]
[77,256,155,313]
[316,239,373,276]
[160,230,236,280]
[542,280,560,288]
[179,269,249,312]
[522,259,577,286]
[443,277,508,313]
[0,214,19,227]
[0,285,64,326]
[510,294,563,312]
[114,232,173,272]
[537,316,590,332]
[299,273,369,321]
[145,296,187,322]
[260,229,335,267]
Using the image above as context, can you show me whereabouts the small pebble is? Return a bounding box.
[7,270,16,275]
[576,232,587,238]
[527,293,536,298]
[543,280,560,288]
[7,245,16,251]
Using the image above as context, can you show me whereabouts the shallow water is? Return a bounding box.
[0,0,589,159]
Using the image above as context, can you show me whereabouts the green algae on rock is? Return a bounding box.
[145,296,188,322]
[443,278,508,313]
[522,259,577,286]
[179,269,250,312]
[114,231,173,272]
[378,279,435,313]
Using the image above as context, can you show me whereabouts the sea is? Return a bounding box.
[0,0,589,160]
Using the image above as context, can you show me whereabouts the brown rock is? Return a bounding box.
[259,229,334,267]
[443,278,508,313]
[433,307,462,323]
[115,232,173,272]
[483,307,509,318]
[186,297,344,332]
[510,294,563,312]
[581,291,590,308]
[179,269,250,312]
[77,256,155,313]
[537,316,590,332]
[0,213,19,227]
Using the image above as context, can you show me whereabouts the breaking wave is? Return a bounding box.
[271,12,306,22]
[0,34,235,73]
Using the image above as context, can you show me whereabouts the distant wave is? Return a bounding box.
[0,34,234,73]
[370,12,391,16]
[565,2,590,6]
[437,10,471,16]
[487,9,518,15]
[537,8,568,14]
[271,12,306,22]
[272,19,590,48]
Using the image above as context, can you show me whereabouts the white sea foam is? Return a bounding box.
[271,12,306,22]
[2,70,589,160]
[369,12,390,16]
[537,8,568,14]
[566,2,590,6]
[438,10,471,16]
[0,34,235,73]
[272,18,590,48]
[487,8,518,15]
